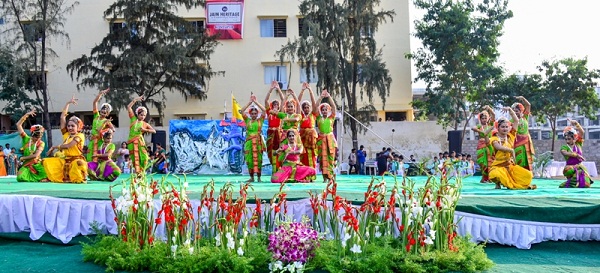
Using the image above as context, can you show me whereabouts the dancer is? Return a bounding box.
[315,90,337,182]
[559,120,593,188]
[265,80,284,172]
[275,89,301,143]
[271,129,316,183]
[241,94,266,182]
[87,88,115,162]
[88,130,121,181]
[127,96,156,173]
[44,96,88,183]
[15,109,47,182]
[487,107,535,190]
[511,96,535,171]
[297,82,318,169]
[471,105,495,182]
[0,147,6,176]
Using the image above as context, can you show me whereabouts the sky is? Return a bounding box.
[409,0,600,88]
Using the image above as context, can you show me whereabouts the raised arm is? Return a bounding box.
[324,90,336,118]
[264,81,276,107]
[503,107,520,129]
[93,88,109,113]
[61,96,78,130]
[485,105,496,125]
[515,96,531,114]
[127,96,144,118]
[303,83,317,109]
[287,89,300,114]
[17,109,36,136]
[571,119,585,138]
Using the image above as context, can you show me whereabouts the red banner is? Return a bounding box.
[205,0,244,39]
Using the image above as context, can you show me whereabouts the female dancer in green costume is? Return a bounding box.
[16,109,47,182]
[127,96,156,173]
[471,105,495,182]
[511,96,535,171]
[315,90,337,183]
[87,88,115,162]
[241,94,266,182]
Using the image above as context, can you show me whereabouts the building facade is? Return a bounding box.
[0,0,413,135]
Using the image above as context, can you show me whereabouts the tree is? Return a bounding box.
[276,0,395,150]
[408,0,512,130]
[0,47,40,122]
[533,58,600,151]
[67,0,222,120]
[1,0,78,145]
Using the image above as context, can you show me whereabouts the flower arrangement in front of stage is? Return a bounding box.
[109,173,160,248]
[267,219,320,273]
[156,179,194,256]
[85,172,492,273]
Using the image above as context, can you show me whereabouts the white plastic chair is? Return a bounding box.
[339,162,350,174]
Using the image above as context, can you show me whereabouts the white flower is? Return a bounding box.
[227,236,235,250]
[424,237,434,245]
[215,235,221,246]
[172,237,177,244]
[375,231,382,238]
[239,238,245,246]
[183,182,189,188]
[188,247,194,255]
[429,230,436,240]
[174,229,178,236]
[184,239,191,247]
[285,263,295,272]
[237,246,244,256]
[171,244,178,253]
[350,244,362,254]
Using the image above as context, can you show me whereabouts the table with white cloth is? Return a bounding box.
[545,161,598,177]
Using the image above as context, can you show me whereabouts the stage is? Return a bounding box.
[1,174,600,249]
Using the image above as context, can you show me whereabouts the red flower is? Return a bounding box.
[155,217,162,225]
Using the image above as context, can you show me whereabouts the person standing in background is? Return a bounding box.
[357,145,366,175]
[348,148,357,174]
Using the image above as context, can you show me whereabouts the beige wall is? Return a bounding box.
[0,0,412,131]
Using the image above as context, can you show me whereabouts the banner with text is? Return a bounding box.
[205,0,244,39]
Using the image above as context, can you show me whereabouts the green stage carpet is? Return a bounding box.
[2,174,600,223]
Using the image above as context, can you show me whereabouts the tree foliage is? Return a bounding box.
[276,0,395,149]
[1,0,78,145]
[409,0,512,130]
[0,47,40,122]
[489,58,600,151]
[67,0,222,119]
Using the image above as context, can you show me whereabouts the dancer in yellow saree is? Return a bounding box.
[44,96,88,183]
[488,107,535,190]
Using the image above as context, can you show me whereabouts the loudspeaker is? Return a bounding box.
[447,130,462,154]
[152,130,167,150]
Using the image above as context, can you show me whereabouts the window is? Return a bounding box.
[260,19,287,37]
[149,116,163,127]
[298,18,312,37]
[110,22,139,39]
[0,18,5,25]
[589,131,600,139]
[589,116,600,126]
[299,66,318,83]
[385,112,407,122]
[541,131,552,140]
[179,20,205,39]
[557,120,568,127]
[264,65,288,89]
[22,21,43,42]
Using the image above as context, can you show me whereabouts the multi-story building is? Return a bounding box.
[0,0,413,137]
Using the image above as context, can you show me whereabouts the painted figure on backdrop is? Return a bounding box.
[471,105,495,183]
[511,96,535,171]
[241,94,266,182]
[315,89,337,183]
[271,129,317,183]
[265,80,285,172]
[559,120,593,188]
[297,82,318,169]
[44,96,88,183]
[16,109,47,182]
[127,96,156,173]
[87,88,115,162]
[487,107,535,190]
[88,130,121,181]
